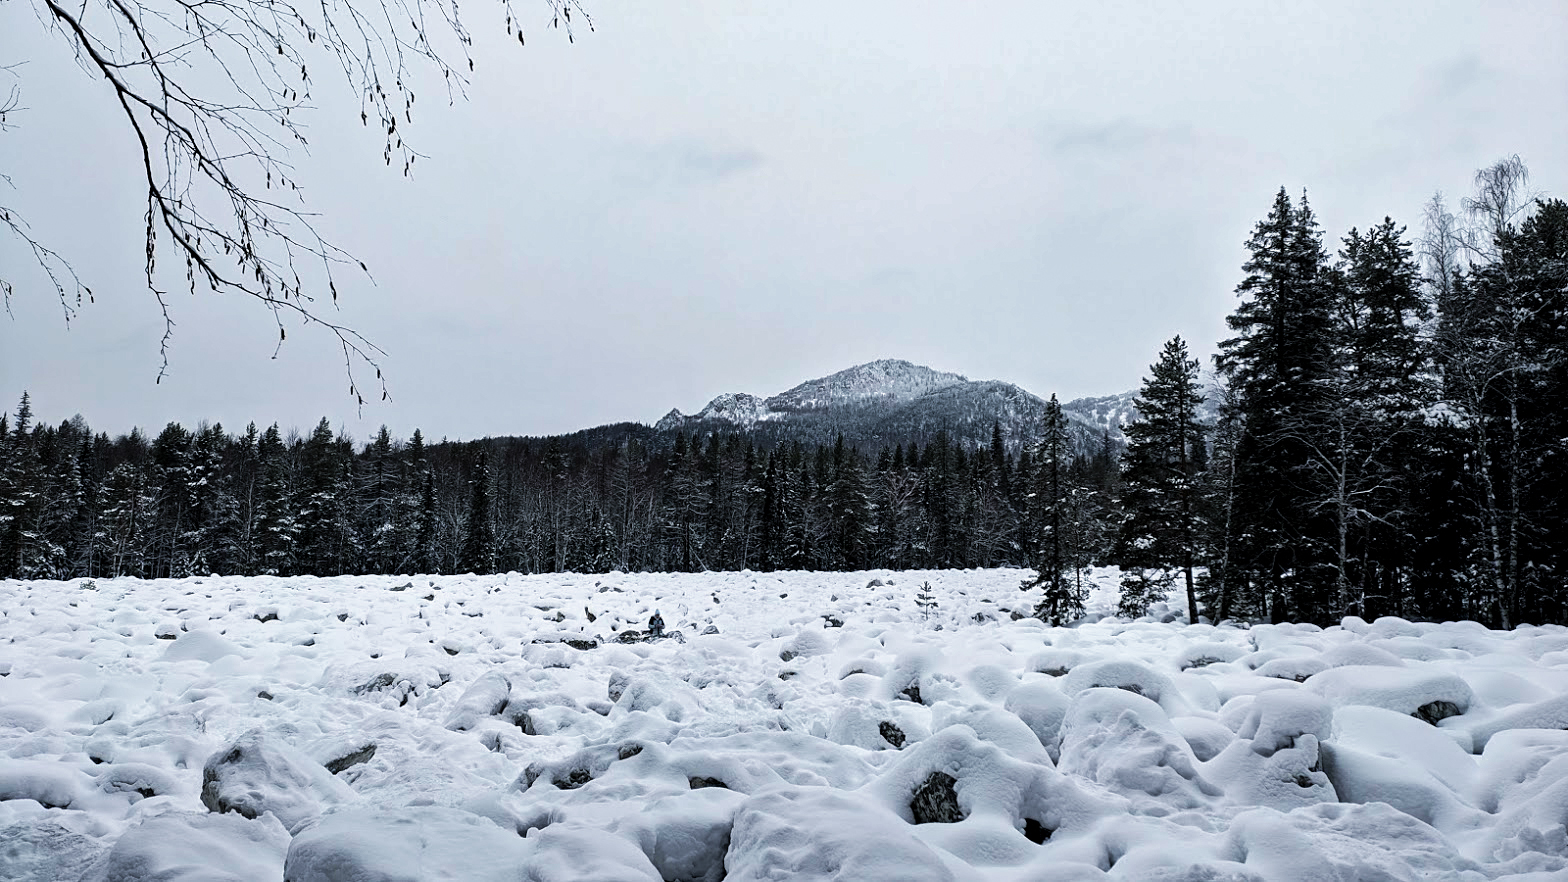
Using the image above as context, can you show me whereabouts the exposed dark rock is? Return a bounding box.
[1023,818,1051,844]
[899,682,924,705]
[553,768,592,790]
[1182,657,1224,670]
[1413,700,1462,725]
[352,673,399,696]
[563,638,599,651]
[701,625,719,635]
[823,615,844,628]
[1117,684,1145,697]
[505,707,536,735]
[257,690,274,701]
[390,583,409,592]
[618,744,643,761]
[608,672,630,703]
[779,650,797,662]
[910,772,963,824]
[688,776,728,790]
[200,734,354,831]
[324,744,376,775]
[879,721,906,749]
[336,613,349,622]
[254,612,278,623]
[443,646,460,656]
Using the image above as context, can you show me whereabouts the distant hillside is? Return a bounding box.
[652,359,1143,454]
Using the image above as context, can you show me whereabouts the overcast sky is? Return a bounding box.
[2,1,1565,443]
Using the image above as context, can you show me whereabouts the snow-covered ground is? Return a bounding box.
[3,568,1568,881]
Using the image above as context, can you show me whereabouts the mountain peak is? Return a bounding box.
[694,392,770,425]
[765,360,968,412]
[652,359,1137,453]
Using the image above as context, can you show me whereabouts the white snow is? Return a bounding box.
[2,567,1567,880]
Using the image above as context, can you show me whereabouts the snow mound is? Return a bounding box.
[3,567,1567,881]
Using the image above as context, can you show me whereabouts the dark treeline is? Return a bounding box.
[0,397,1118,589]
[3,157,1564,628]
[1104,157,1568,629]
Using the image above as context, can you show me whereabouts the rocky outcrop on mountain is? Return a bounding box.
[654,359,1142,453]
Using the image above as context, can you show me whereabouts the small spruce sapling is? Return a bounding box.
[1118,568,1173,619]
[915,581,937,623]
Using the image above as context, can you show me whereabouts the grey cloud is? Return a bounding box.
[611,140,763,190]
[1431,54,1487,97]
[1047,119,1197,156]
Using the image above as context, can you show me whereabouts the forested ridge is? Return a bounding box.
[4,159,1564,627]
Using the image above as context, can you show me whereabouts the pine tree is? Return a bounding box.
[758,453,781,570]
[414,469,439,574]
[1217,188,1338,622]
[827,436,873,570]
[1299,218,1431,617]
[1117,337,1207,620]
[253,424,297,575]
[0,393,46,578]
[230,423,262,574]
[1437,189,1568,625]
[1023,394,1083,624]
[360,425,400,574]
[98,461,152,577]
[459,447,497,573]
[295,418,356,574]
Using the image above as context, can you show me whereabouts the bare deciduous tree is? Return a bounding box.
[2,0,587,399]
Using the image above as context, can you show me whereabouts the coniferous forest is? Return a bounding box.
[3,159,1565,628]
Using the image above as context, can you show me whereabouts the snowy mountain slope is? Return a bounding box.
[764,359,968,413]
[654,359,1150,452]
[4,570,1567,881]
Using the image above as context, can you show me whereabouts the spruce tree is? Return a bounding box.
[1217,188,1338,622]
[414,469,439,574]
[99,461,151,577]
[1023,394,1083,624]
[759,453,781,570]
[1117,336,1207,620]
[459,447,497,574]
[253,424,296,575]
[0,394,45,578]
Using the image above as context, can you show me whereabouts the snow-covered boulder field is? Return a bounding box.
[4,568,1568,881]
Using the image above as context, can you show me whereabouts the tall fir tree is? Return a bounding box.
[253,424,297,575]
[1216,188,1338,622]
[1023,394,1083,624]
[459,447,497,574]
[1117,337,1207,620]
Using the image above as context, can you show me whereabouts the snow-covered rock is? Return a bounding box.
[3,567,1568,881]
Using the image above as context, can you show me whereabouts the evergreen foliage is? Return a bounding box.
[1118,336,1206,621]
[1022,395,1085,625]
[2,159,1564,629]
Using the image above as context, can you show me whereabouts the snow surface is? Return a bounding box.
[3,568,1568,880]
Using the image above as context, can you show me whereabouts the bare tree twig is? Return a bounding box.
[3,0,590,404]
